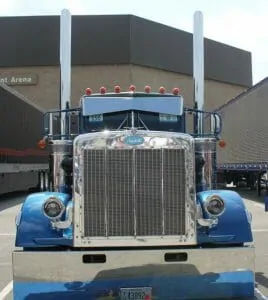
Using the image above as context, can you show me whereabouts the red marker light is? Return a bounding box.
[100,86,106,94]
[129,84,136,92]
[85,88,92,96]
[145,295,151,300]
[159,86,166,94]
[172,87,180,95]
[114,85,121,93]
[144,85,151,93]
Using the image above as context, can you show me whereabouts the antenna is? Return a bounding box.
[60,9,72,139]
[193,11,204,135]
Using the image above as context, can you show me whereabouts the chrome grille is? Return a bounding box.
[83,148,186,237]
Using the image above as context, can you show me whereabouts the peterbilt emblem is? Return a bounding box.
[123,135,145,145]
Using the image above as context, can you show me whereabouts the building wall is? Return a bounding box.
[130,65,246,111]
[0,64,246,111]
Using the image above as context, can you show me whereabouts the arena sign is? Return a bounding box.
[0,74,38,86]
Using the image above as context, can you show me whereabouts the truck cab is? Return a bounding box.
[12,10,257,300]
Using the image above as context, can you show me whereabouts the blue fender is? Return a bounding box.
[15,192,71,248]
[197,190,253,244]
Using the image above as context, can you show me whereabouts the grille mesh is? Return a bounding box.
[83,148,186,237]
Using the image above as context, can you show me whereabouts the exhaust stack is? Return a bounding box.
[193,11,204,135]
[60,9,72,138]
[48,9,73,193]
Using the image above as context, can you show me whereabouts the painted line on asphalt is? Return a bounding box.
[0,234,15,237]
[255,287,268,299]
[0,280,13,300]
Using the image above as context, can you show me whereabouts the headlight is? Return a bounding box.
[43,197,65,220]
[205,195,225,217]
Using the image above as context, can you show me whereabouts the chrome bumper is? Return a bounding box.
[13,246,255,299]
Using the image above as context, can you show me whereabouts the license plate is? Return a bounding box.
[120,287,152,300]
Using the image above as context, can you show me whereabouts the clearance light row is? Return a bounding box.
[84,85,181,96]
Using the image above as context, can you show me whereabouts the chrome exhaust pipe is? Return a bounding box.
[48,9,73,193]
[193,11,204,135]
[193,11,217,191]
[60,9,72,139]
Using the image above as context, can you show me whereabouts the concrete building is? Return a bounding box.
[0,14,252,111]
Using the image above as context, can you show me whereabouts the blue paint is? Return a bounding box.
[15,192,71,247]
[82,96,183,116]
[197,190,253,244]
[123,135,145,146]
[16,190,252,248]
[32,238,73,246]
[13,271,254,300]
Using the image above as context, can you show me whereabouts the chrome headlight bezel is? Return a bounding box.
[204,194,225,217]
[42,197,66,220]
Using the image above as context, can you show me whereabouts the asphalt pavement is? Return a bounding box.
[0,189,268,299]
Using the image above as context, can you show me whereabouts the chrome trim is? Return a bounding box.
[104,148,108,237]
[49,140,73,192]
[49,113,54,137]
[197,217,218,227]
[73,130,196,247]
[204,194,225,217]
[133,148,137,237]
[131,111,135,129]
[42,196,66,221]
[161,149,165,235]
[13,246,255,282]
[51,205,73,229]
[195,137,216,191]
[196,203,218,228]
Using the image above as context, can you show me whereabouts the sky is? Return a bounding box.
[1,0,267,85]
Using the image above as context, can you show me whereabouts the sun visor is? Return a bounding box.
[82,96,184,116]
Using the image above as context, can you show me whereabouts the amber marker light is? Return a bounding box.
[38,139,47,149]
[218,140,226,148]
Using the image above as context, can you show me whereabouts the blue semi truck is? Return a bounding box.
[12,9,265,300]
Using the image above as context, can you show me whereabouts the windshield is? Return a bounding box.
[83,110,184,133]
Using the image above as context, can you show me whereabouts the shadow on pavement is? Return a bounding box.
[255,272,268,289]
[0,191,28,212]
